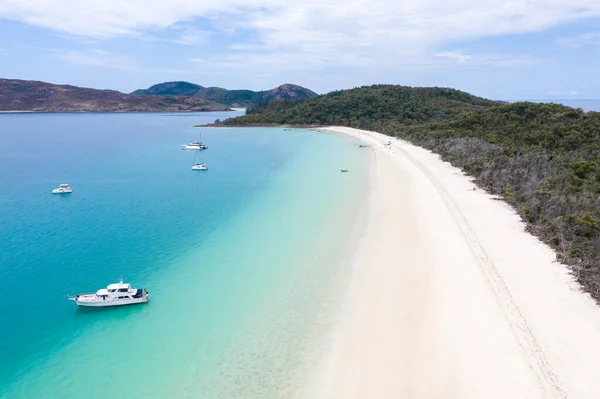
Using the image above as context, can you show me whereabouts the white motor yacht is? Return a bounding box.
[52,184,73,194]
[192,163,208,170]
[181,141,208,150]
[69,280,149,307]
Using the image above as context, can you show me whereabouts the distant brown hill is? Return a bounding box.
[0,79,231,112]
[131,81,318,107]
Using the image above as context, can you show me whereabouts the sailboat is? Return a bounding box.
[182,132,208,150]
[191,151,208,170]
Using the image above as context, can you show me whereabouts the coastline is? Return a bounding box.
[194,123,324,128]
[0,109,233,113]
[0,110,34,113]
[308,126,600,398]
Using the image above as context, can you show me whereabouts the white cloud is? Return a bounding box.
[171,28,210,45]
[556,31,600,47]
[57,49,136,69]
[546,90,580,96]
[190,49,372,73]
[1,0,600,73]
[435,51,538,67]
[148,25,212,45]
[1,1,599,41]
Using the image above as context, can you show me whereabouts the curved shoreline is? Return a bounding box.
[308,126,600,398]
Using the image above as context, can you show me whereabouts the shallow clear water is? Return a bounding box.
[0,113,370,398]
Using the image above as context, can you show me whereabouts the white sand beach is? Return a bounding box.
[312,127,600,398]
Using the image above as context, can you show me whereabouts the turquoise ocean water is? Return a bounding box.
[0,112,370,398]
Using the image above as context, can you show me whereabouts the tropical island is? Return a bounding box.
[0,79,317,112]
[214,84,600,301]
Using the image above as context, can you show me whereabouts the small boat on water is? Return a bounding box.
[69,280,149,307]
[191,151,208,170]
[182,141,208,150]
[52,183,73,194]
[341,169,349,173]
[182,133,208,150]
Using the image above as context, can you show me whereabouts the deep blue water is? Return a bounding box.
[0,112,370,398]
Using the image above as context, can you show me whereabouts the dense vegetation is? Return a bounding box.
[234,85,498,126]
[222,85,600,301]
[131,81,204,97]
[132,82,318,107]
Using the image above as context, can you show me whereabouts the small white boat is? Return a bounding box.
[190,150,208,170]
[69,280,149,307]
[181,141,208,150]
[52,183,72,194]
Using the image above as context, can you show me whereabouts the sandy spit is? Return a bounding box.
[0,110,34,113]
[308,126,600,399]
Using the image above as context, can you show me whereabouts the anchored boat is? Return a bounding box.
[182,133,208,150]
[191,150,208,170]
[182,141,208,150]
[69,280,149,307]
[52,183,73,194]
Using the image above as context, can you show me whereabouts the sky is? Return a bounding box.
[0,0,599,100]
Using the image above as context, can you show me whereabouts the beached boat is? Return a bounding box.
[182,141,208,150]
[52,183,72,194]
[69,280,149,307]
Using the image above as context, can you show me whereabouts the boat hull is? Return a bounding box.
[72,295,149,307]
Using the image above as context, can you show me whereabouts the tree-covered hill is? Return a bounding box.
[132,82,318,107]
[131,81,204,97]
[219,85,600,301]
[225,85,500,126]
